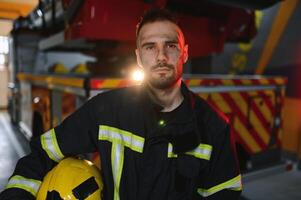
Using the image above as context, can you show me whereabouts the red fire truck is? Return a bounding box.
[8,0,286,172]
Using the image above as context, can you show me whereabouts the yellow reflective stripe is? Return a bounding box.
[40,129,64,162]
[185,143,212,160]
[112,143,124,200]
[197,175,242,197]
[6,175,41,197]
[99,125,144,153]
[167,143,178,158]
[167,143,212,160]
[99,125,143,200]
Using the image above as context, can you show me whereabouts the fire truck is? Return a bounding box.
[8,0,286,172]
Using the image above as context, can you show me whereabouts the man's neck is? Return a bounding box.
[147,79,184,112]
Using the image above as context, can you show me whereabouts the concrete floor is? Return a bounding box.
[1,110,301,199]
[241,169,301,200]
[0,111,29,191]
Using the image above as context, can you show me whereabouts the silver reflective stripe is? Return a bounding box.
[6,175,41,197]
[197,174,242,197]
[167,143,177,158]
[98,125,144,200]
[99,125,144,153]
[40,128,64,162]
[167,143,212,160]
[186,143,212,160]
[111,143,124,200]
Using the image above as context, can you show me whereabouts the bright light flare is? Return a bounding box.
[0,36,9,54]
[0,54,5,65]
[33,97,40,104]
[131,69,144,82]
[37,9,43,17]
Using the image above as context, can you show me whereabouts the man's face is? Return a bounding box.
[136,21,188,89]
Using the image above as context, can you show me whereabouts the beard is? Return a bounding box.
[147,63,181,89]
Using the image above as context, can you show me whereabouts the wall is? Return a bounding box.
[0,66,8,108]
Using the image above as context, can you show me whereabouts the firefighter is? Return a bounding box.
[0,8,242,199]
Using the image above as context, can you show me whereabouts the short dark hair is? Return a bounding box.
[136,8,178,37]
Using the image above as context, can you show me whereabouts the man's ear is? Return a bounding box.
[183,44,189,63]
[135,49,143,68]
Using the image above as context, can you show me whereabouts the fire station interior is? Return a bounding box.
[1,0,301,199]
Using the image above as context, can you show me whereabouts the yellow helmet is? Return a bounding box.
[37,157,103,200]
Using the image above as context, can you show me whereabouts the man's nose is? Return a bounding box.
[156,46,168,63]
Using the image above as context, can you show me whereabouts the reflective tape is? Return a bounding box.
[168,143,212,160]
[111,142,124,200]
[167,143,177,158]
[41,129,64,162]
[197,174,242,197]
[98,125,144,200]
[98,125,144,153]
[6,175,41,197]
[185,143,212,160]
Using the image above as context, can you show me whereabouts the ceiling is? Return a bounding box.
[0,0,38,20]
[207,0,282,10]
[0,0,38,36]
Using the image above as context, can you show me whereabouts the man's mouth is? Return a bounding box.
[151,63,174,72]
[153,67,171,72]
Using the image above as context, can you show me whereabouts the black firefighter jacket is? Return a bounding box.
[0,82,242,200]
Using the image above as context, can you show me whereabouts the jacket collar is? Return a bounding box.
[137,80,197,124]
[137,81,203,153]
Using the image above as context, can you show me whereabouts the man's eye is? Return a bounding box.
[167,44,177,49]
[145,46,154,50]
